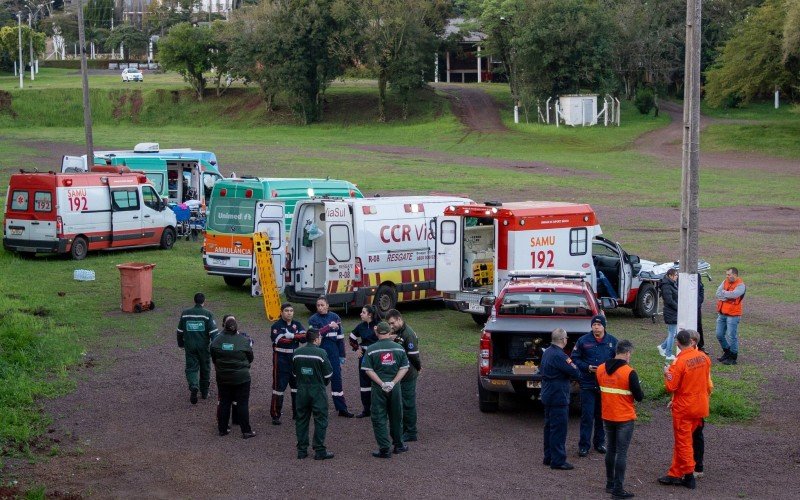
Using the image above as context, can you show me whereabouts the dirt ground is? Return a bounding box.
[4,88,800,499]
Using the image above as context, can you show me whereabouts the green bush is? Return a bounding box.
[634,87,655,115]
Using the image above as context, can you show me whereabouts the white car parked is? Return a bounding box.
[121,68,143,82]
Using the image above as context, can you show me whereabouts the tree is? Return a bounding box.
[783,0,800,70]
[705,0,798,106]
[209,20,233,97]
[104,24,148,61]
[84,0,114,30]
[158,22,214,100]
[0,25,46,67]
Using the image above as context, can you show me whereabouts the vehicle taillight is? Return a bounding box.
[56,216,63,237]
[479,330,492,376]
[353,257,363,285]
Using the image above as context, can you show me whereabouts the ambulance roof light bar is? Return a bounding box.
[508,269,587,281]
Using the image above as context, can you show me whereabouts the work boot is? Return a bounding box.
[723,352,738,365]
[681,473,696,489]
[242,431,256,439]
[717,348,731,362]
[658,475,682,486]
[314,451,334,460]
[611,490,635,499]
[338,410,355,418]
[190,388,198,405]
[372,449,392,459]
[272,417,281,425]
[356,411,371,418]
[605,481,614,493]
[201,392,208,400]
[393,444,409,454]
[297,449,308,459]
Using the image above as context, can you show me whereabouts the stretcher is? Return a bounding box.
[252,232,282,321]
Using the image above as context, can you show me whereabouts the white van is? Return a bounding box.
[284,195,472,314]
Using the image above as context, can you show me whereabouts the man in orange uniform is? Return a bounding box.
[597,340,643,499]
[658,330,712,490]
[715,267,746,365]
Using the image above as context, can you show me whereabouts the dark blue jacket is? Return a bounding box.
[540,345,580,406]
[571,331,618,389]
[661,275,679,325]
[309,312,345,358]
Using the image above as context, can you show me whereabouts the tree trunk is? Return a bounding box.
[377,69,387,123]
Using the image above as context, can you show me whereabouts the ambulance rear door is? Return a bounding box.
[435,215,462,292]
[251,201,286,296]
[324,201,355,289]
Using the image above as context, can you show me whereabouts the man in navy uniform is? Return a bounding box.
[270,303,307,425]
[542,328,581,470]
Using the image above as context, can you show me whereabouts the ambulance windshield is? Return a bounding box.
[207,198,256,234]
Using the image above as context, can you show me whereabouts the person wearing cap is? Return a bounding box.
[292,328,335,460]
[385,308,421,442]
[362,321,409,459]
[308,296,354,418]
[211,317,255,439]
[176,292,218,405]
[541,328,581,470]
[270,303,307,425]
[571,313,618,457]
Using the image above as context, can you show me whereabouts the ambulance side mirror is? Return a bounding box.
[479,296,496,307]
[628,255,640,264]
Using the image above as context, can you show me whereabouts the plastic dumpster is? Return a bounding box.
[116,263,156,313]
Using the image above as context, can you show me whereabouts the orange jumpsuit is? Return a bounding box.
[664,346,712,477]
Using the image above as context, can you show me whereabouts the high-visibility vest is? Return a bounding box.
[597,362,636,422]
[717,278,744,316]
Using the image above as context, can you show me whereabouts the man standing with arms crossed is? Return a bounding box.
[270,303,307,425]
[176,292,218,404]
[293,328,335,460]
[386,309,421,442]
[541,328,581,471]
[716,267,746,365]
[658,330,712,490]
[597,340,643,499]
[362,321,409,459]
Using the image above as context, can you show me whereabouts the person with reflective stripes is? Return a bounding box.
[292,328,334,460]
[541,328,581,470]
[658,330,712,490]
[349,305,379,418]
[386,308,421,442]
[270,303,307,425]
[362,321,409,458]
[176,292,218,404]
[308,296,353,417]
[596,340,644,499]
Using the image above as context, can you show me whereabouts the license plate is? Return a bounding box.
[10,228,23,235]
[526,380,541,389]
[467,302,485,313]
[209,257,228,266]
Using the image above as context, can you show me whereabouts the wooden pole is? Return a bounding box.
[76,0,94,159]
[680,0,700,275]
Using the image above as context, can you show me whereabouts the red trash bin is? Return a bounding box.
[116,262,156,313]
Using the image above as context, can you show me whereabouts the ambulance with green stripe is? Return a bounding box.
[284,195,472,315]
[203,178,362,287]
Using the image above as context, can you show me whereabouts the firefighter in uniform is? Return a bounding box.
[270,303,307,425]
[308,296,354,417]
[658,330,712,490]
[349,305,379,418]
[176,292,218,404]
[541,328,580,470]
[292,328,335,460]
[596,340,643,500]
[362,321,409,458]
[386,309,421,442]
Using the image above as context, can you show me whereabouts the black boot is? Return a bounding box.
[722,352,738,365]
[717,348,730,362]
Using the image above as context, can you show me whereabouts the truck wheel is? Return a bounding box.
[160,227,176,250]
[471,313,489,326]
[223,276,247,287]
[478,377,499,413]
[634,284,657,318]
[373,284,397,317]
[70,237,88,260]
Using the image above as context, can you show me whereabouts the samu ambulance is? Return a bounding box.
[203,177,362,287]
[284,195,472,314]
[3,170,177,260]
[435,201,660,324]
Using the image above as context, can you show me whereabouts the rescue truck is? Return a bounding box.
[435,201,660,324]
[202,178,362,287]
[284,195,472,314]
[3,170,177,260]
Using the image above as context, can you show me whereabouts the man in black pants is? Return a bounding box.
[211,317,255,439]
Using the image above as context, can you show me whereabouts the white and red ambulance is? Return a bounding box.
[284,195,472,314]
[435,201,660,324]
[3,170,177,260]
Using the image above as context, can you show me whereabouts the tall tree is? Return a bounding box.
[227,2,282,109]
[158,22,214,100]
[705,0,798,106]
[104,24,147,61]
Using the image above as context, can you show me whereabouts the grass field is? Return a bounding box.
[0,69,797,452]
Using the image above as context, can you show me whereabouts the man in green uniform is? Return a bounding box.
[362,321,409,458]
[176,293,218,404]
[292,328,335,460]
[386,309,421,442]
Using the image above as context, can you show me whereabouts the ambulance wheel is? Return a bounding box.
[478,377,499,413]
[634,284,657,318]
[471,313,489,326]
[373,285,397,317]
[223,276,247,287]
[160,227,176,250]
[70,237,88,260]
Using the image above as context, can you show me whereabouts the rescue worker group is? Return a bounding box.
[177,294,419,460]
[177,267,743,498]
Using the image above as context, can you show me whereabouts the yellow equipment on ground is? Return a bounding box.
[253,232,282,321]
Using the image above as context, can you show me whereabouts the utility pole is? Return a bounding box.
[76,0,94,159]
[18,12,24,89]
[678,0,701,331]
[29,12,35,80]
